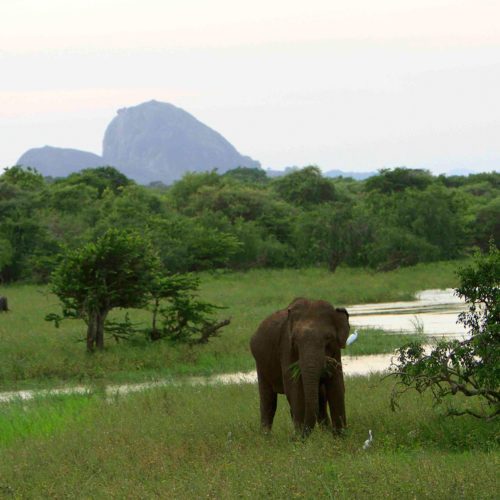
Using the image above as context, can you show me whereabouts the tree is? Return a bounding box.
[364,167,434,194]
[222,166,268,184]
[60,166,132,197]
[148,273,230,343]
[293,202,354,272]
[389,244,499,419]
[1,165,45,190]
[273,166,336,207]
[48,229,159,351]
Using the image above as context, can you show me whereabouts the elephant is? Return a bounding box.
[250,297,350,436]
[0,295,8,312]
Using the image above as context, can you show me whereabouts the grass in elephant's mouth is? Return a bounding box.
[0,375,497,499]
[289,356,340,380]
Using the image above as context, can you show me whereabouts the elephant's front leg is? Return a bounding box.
[284,378,305,434]
[318,384,331,427]
[326,366,346,432]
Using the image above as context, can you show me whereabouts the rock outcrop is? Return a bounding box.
[102,100,260,184]
[17,146,103,178]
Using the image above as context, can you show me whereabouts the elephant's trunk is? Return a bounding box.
[299,351,324,436]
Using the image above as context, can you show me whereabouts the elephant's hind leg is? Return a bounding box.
[257,375,277,433]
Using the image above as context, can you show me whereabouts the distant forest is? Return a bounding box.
[0,165,498,283]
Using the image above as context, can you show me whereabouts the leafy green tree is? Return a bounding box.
[148,212,242,273]
[364,184,468,268]
[390,244,499,419]
[148,274,229,343]
[48,229,159,351]
[293,202,354,271]
[0,237,13,279]
[56,166,132,198]
[365,226,439,271]
[47,183,99,214]
[364,167,434,194]
[1,166,45,190]
[473,197,500,250]
[167,170,221,208]
[222,166,268,184]
[273,166,336,207]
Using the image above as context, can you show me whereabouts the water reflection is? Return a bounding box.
[348,288,467,337]
[0,357,393,403]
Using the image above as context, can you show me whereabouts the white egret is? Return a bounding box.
[363,429,373,450]
[346,329,359,346]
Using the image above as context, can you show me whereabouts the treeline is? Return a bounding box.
[0,165,498,283]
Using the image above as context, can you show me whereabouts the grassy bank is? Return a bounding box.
[0,261,461,390]
[0,375,497,499]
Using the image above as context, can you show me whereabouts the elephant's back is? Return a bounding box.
[251,307,286,340]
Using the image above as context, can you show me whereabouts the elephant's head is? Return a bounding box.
[287,297,350,432]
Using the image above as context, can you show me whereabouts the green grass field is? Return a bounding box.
[0,376,498,499]
[0,262,459,390]
[1,261,498,499]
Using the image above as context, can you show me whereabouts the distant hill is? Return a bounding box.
[17,146,103,178]
[102,100,260,184]
[323,169,377,180]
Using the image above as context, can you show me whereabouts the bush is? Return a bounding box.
[389,243,500,419]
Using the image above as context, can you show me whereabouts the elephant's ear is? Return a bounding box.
[333,307,350,349]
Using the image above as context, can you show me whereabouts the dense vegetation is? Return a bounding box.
[1,164,498,283]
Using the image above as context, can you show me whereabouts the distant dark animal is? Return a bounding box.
[0,295,8,312]
[250,297,350,437]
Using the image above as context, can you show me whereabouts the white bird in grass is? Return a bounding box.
[346,329,359,346]
[363,430,373,450]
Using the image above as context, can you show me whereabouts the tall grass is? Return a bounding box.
[0,376,497,499]
[0,261,461,390]
[0,393,96,446]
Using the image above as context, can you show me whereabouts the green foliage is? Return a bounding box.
[167,169,221,208]
[147,273,229,344]
[293,202,355,271]
[54,166,132,197]
[473,196,500,249]
[222,166,268,183]
[1,165,45,190]
[365,167,434,194]
[390,244,500,419]
[0,237,13,272]
[47,228,229,351]
[1,164,498,281]
[48,229,160,350]
[152,214,241,272]
[273,165,336,206]
[366,226,439,271]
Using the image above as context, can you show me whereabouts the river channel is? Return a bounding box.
[0,289,468,403]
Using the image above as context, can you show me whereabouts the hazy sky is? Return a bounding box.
[1,0,499,174]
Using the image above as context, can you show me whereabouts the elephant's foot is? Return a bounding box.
[332,426,346,438]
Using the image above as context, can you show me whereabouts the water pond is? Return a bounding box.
[347,288,467,337]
